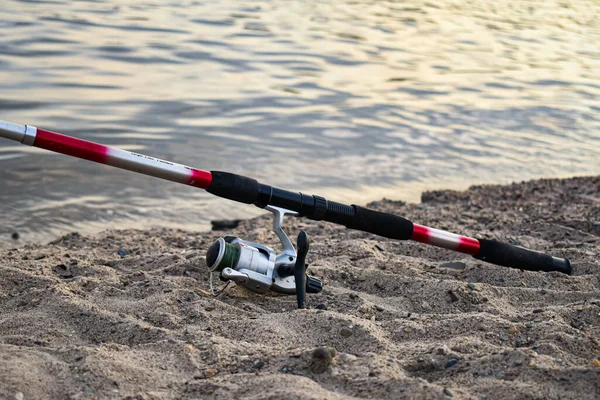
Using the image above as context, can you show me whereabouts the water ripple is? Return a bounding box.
[0,0,599,247]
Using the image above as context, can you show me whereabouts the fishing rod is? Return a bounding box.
[0,120,571,307]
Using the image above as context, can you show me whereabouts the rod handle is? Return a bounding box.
[474,239,571,274]
[345,206,414,240]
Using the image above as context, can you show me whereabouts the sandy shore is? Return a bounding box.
[0,176,599,399]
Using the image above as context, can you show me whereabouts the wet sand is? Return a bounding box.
[0,175,599,399]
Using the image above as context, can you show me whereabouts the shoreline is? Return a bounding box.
[5,172,600,253]
[1,175,599,399]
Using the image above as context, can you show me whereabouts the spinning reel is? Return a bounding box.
[205,206,323,308]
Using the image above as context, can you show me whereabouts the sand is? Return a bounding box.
[0,176,599,399]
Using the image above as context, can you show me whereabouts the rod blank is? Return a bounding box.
[0,119,572,274]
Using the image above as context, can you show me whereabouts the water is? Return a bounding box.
[1,0,599,248]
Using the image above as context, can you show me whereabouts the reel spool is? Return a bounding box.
[205,206,322,308]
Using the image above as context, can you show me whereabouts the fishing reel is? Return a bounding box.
[205,206,322,308]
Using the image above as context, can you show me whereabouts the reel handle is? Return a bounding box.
[294,230,309,309]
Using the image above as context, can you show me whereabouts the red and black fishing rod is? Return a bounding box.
[0,119,571,275]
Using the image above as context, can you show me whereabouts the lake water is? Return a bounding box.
[1,0,599,247]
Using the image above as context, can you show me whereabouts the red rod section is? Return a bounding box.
[35,129,109,164]
[411,224,480,255]
[32,128,212,189]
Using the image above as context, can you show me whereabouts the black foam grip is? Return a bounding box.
[312,195,327,220]
[207,171,259,204]
[474,239,572,274]
[347,206,414,240]
[325,200,355,226]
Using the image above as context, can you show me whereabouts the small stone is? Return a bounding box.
[439,262,466,270]
[436,345,450,355]
[310,346,336,373]
[252,360,265,369]
[467,283,477,290]
[204,305,215,312]
[509,326,519,335]
[194,368,217,379]
[445,359,458,368]
[593,359,600,368]
[289,349,302,358]
[584,250,596,256]
[339,353,357,363]
[443,387,454,397]
[448,290,460,302]
[528,359,536,367]
[184,250,199,259]
[117,248,129,257]
[349,293,358,300]
[526,322,534,329]
[211,219,241,231]
[15,392,24,400]
[496,370,505,379]
[53,264,73,279]
[540,289,547,295]
[32,253,45,260]
[340,327,354,338]
[421,301,432,311]
[315,304,327,310]
[11,232,19,240]
[280,366,294,373]
[375,305,384,312]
